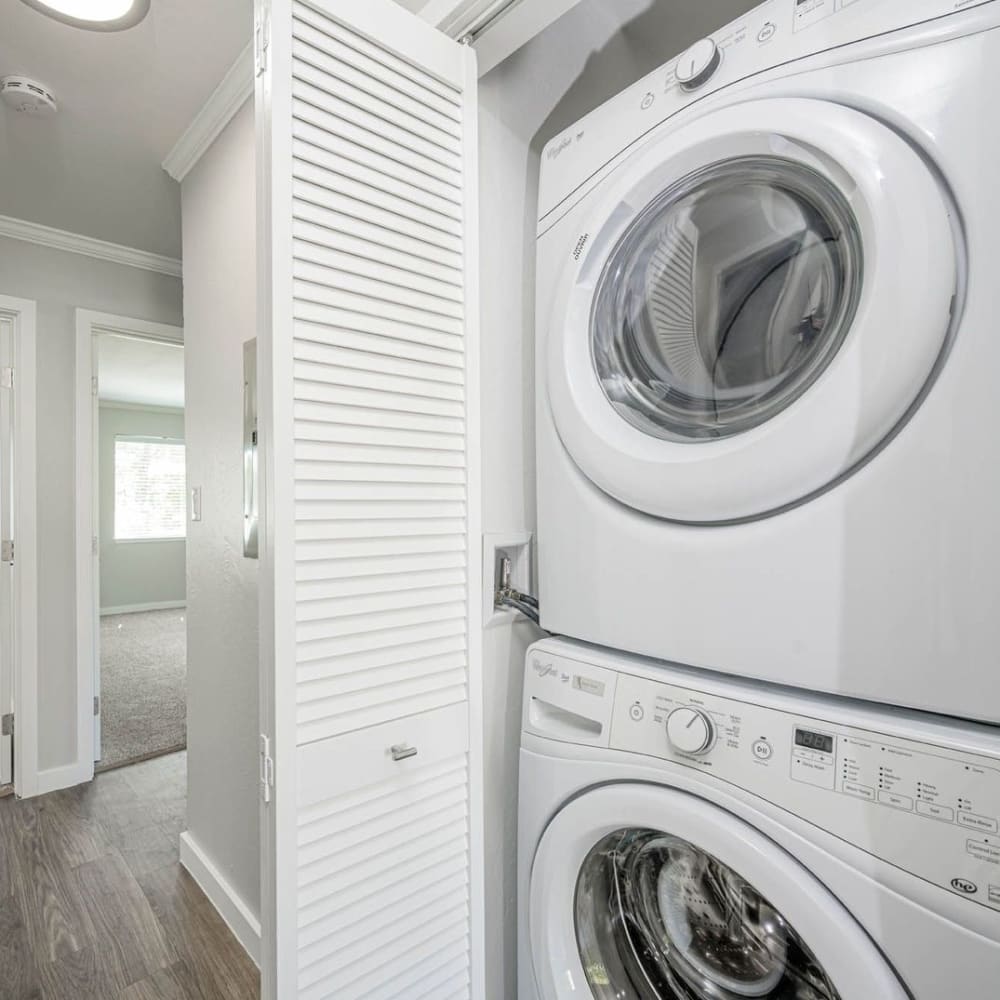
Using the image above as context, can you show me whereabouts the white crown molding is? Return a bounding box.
[0,214,182,277]
[98,399,185,415]
[162,42,254,183]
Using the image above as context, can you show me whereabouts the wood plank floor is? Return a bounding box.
[0,752,259,1000]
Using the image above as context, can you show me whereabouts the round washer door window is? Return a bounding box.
[529,785,909,1000]
[546,98,958,522]
[576,829,837,998]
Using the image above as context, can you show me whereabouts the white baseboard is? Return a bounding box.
[100,600,186,616]
[179,831,261,966]
[34,759,93,797]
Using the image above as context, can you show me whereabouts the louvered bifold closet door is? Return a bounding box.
[257,1,480,998]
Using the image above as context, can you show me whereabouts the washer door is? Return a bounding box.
[529,785,908,999]
[546,98,958,521]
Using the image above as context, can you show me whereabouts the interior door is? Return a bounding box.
[255,2,481,997]
[0,315,12,786]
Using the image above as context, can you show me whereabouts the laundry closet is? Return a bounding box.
[251,0,1000,998]
[251,1,762,995]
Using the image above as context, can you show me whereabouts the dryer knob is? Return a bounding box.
[666,707,715,755]
[675,38,721,91]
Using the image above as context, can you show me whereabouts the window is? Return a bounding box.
[114,436,186,541]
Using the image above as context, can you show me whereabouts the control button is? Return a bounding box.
[628,702,645,722]
[666,706,715,756]
[674,38,721,91]
[917,801,955,823]
[757,21,777,43]
[958,811,999,834]
[843,781,875,801]
[751,739,773,761]
[640,91,655,110]
[878,791,913,811]
[966,840,1000,865]
[989,885,1000,905]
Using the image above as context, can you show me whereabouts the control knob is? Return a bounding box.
[675,38,721,91]
[666,706,715,755]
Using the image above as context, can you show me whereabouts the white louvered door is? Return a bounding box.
[255,2,481,998]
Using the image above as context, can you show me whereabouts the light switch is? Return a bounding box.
[190,486,202,522]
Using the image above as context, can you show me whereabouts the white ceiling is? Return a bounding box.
[98,333,184,409]
[0,0,252,259]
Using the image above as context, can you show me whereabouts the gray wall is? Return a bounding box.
[180,99,260,917]
[478,1,759,994]
[98,403,186,612]
[0,235,183,772]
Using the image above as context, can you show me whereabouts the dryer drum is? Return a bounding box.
[574,828,840,999]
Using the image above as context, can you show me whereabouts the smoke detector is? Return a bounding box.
[1,76,58,116]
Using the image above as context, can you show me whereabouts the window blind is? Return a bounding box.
[113,436,186,541]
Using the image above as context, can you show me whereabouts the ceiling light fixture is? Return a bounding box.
[19,0,150,31]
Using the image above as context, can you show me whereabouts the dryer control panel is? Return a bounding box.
[537,0,999,226]
[523,645,1000,913]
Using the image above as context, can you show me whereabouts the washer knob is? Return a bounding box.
[675,38,721,91]
[666,707,715,755]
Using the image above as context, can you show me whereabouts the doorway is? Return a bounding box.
[76,311,185,773]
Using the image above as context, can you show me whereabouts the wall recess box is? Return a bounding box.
[483,531,533,628]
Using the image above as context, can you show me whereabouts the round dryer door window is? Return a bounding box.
[546,98,959,521]
[529,785,909,1000]
[590,157,862,442]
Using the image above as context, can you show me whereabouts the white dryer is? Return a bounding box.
[518,638,1000,999]
[535,0,1000,721]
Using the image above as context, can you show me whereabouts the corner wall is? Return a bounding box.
[477,1,759,994]
[0,236,183,774]
[180,99,260,922]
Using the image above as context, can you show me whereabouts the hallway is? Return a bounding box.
[0,753,259,999]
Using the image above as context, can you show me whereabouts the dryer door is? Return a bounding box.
[529,784,908,1000]
[546,97,958,522]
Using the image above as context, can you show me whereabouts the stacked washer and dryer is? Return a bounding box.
[520,1,1000,998]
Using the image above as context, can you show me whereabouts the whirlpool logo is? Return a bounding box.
[951,877,978,895]
[532,659,558,679]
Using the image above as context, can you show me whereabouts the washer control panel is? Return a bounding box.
[523,647,1000,912]
[614,672,1000,912]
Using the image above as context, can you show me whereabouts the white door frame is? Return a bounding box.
[75,309,183,780]
[0,295,38,798]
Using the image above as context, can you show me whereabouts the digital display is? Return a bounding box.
[795,729,834,754]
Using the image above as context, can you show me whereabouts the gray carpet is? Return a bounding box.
[99,609,187,770]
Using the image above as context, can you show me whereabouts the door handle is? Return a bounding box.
[390,743,418,762]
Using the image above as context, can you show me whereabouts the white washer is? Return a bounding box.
[535,0,1000,722]
[518,638,1000,999]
